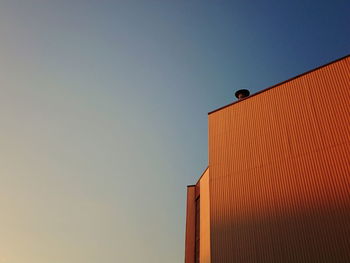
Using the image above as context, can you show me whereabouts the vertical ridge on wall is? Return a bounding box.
[208,56,350,263]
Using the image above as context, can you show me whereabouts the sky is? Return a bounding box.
[0,0,349,262]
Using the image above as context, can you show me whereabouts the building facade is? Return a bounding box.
[185,55,350,263]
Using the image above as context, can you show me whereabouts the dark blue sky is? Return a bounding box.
[0,0,349,262]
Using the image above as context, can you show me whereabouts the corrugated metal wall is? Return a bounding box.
[185,186,196,263]
[208,56,350,262]
[199,169,211,263]
[185,168,212,263]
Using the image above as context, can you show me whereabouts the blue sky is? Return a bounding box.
[0,1,349,262]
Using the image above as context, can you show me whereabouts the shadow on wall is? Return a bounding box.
[211,203,350,263]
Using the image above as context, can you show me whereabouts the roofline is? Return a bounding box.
[195,166,209,185]
[208,53,350,115]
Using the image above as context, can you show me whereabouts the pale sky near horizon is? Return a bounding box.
[0,1,349,262]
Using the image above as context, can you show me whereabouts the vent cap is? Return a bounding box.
[235,89,250,100]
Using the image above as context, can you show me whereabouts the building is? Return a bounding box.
[184,55,350,263]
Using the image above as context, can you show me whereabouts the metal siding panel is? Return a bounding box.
[185,186,196,263]
[199,169,211,263]
[208,57,350,262]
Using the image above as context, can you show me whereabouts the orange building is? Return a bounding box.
[185,55,350,263]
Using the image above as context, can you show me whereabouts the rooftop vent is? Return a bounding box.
[235,89,250,100]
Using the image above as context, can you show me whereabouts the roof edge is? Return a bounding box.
[208,54,350,115]
[195,166,209,185]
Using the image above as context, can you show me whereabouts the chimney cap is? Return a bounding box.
[235,89,250,99]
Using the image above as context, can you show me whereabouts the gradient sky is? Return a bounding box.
[0,1,349,262]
